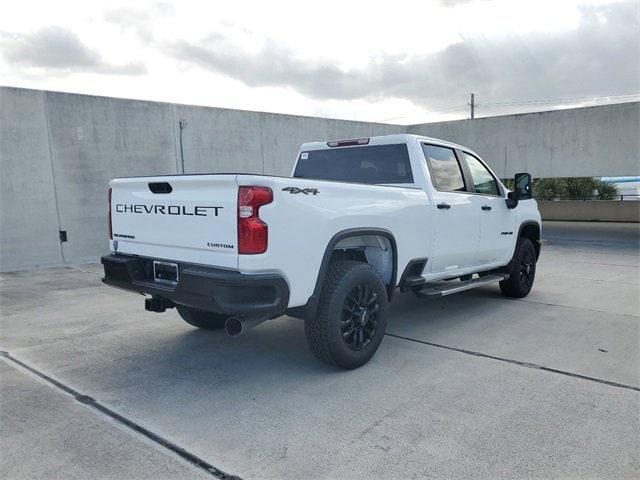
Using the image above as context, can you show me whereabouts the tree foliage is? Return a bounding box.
[592,179,619,200]
[529,177,618,200]
[534,178,565,200]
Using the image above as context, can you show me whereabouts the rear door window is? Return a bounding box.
[421,144,466,192]
[293,144,413,185]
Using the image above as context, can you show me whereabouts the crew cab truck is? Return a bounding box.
[102,134,541,369]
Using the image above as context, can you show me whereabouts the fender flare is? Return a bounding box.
[286,228,398,320]
[504,221,542,271]
[517,220,542,258]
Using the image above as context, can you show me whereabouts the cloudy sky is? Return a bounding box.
[1,0,638,123]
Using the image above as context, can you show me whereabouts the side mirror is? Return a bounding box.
[506,172,533,209]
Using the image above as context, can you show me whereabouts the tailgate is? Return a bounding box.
[110,175,239,269]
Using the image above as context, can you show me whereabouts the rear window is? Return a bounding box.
[293,144,414,185]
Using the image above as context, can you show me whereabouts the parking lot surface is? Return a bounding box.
[1,221,639,479]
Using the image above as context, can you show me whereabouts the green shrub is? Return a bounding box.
[564,177,596,199]
[593,179,619,200]
[504,177,619,200]
[534,178,566,200]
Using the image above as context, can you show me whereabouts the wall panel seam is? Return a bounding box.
[42,91,65,264]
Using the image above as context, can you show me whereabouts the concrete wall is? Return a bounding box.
[45,92,179,264]
[408,103,640,179]
[539,200,640,222]
[0,87,404,271]
[174,105,404,177]
[1,86,638,271]
[0,89,63,270]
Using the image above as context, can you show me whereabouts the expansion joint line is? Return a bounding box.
[385,334,640,392]
[0,350,243,480]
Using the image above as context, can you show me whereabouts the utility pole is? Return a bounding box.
[469,93,475,119]
[504,146,508,180]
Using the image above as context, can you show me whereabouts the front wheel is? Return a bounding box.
[305,260,388,369]
[176,306,229,331]
[500,238,537,298]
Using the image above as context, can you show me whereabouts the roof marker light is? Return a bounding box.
[327,137,370,147]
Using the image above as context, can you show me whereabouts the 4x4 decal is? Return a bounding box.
[282,187,319,195]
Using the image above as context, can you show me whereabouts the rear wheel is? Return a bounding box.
[500,238,537,298]
[176,306,229,331]
[305,260,388,369]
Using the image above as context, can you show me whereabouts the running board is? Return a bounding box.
[415,274,509,298]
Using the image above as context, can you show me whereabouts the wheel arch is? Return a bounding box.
[286,228,398,320]
[518,221,541,259]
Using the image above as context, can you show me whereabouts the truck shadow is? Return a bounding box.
[54,285,526,439]
[101,315,333,389]
[388,286,509,334]
[102,286,507,389]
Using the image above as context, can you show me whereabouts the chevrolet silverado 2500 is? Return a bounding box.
[102,134,541,369]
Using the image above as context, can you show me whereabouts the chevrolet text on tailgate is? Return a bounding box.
[102,134,541,369]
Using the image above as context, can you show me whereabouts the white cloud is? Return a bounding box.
[0,0,637,123]
[1,26,146,75]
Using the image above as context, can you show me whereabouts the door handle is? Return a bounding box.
[481,205,492,211]
[437,203,451,210]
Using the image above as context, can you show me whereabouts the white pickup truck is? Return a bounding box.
[102,134,541,369]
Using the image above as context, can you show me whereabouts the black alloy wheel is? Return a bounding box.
[519,248,535,289]
[304,260,389,369]
[341,283,380,351]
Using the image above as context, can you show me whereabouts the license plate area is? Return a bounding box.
[153,261,178,285]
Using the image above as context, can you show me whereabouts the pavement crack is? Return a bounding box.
[385,333,640,392]
[0,350,243,480]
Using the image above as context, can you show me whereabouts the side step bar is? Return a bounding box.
[414,273,509,298]
[400,275,426,291]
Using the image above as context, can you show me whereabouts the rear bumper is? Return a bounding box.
[101,254,289,318]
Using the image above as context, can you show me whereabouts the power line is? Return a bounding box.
[479,93,640,108]
[375,92,639,123]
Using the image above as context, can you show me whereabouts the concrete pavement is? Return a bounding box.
[0,361,214,480]
[1,221,638,479]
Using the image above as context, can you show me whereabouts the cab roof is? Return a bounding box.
[299,133,475,156]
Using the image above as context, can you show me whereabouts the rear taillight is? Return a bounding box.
[237,186,272,254]
[108,187,113,240]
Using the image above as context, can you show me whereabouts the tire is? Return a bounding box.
[500,237,537,298]
[176,306,229,331]
[305,260,389,369]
